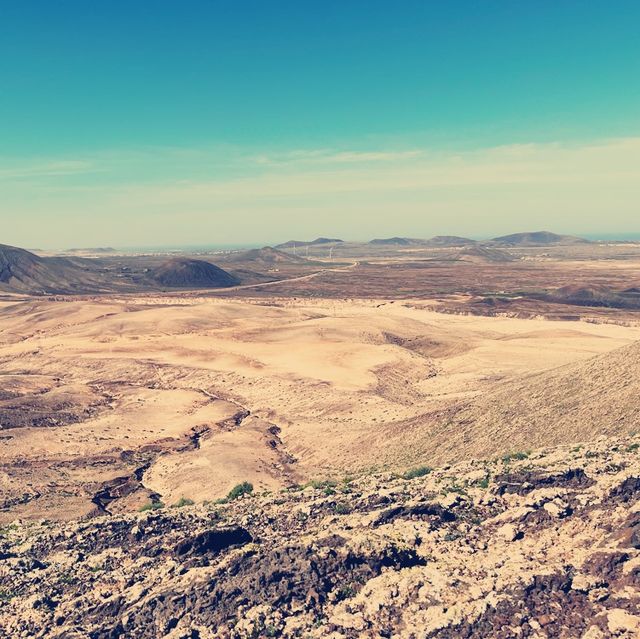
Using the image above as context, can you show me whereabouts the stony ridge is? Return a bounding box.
[2,436,640,637]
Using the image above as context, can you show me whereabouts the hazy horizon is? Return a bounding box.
[2,2,639,248]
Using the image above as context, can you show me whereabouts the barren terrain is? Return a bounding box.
[1,294,639,524]
[3,436,640,638]
[2,237,640,637]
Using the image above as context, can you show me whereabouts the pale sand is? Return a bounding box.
[1,296,638,517]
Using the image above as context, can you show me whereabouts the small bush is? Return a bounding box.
[307,479,338,490]
[0,523,19,538]
[139,500,164,512]
[334,501,352,515]
[402,466,432,480]
[172,497,195,508]
[441,481,468,496]
[501,451,530,463]
[226,481,254,502]
[626,443,640,453]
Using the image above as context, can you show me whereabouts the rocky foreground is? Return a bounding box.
[2,437,640,638]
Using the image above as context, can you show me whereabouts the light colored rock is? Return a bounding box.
[497,523,520,542]
[607,608,640,634]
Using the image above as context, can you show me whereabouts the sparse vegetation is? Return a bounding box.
[307,478,338,490]
[0,523,19,538]
[216,481,254,504]
[501,451,530,463]
[473,474,491,489]
[441,481,468,496]
[172,497,195,508]
[334,501,352,515]
[402,465,432,480]
[139,500,165,512]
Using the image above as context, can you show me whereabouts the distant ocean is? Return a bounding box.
[114,243,263,253]
[584,233,640,241]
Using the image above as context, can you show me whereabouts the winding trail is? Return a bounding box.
[220,260,360,293]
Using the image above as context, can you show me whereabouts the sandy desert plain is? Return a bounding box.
[2,233,640,637]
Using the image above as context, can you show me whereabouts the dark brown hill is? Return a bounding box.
[0,244,116,294]
[152,258,239,288]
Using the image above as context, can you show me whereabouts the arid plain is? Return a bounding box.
[2,235,640,523]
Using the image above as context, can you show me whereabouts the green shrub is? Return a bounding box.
[334,501,352,515]
[402,465,432,480]
[172,497,195,508]
[226,481,254,502]
[139,500,164,512]
[441,481,468,496]
[307,479,338,490]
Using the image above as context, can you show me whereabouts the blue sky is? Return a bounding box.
[1,1,639,247]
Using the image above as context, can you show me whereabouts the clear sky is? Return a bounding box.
[1,1,639,247]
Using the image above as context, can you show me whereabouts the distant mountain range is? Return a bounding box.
[277,231,591,248]
[488,231,590,246]
[0,231,598,295]
[369,236,476,247]
[222,246,307,265]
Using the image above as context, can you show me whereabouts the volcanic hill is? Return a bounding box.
[152,258,239,288]
[489,231,590,246]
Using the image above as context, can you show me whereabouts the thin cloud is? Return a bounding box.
[251,148,423,166]
[2,137,639,247]
[0,160,97,180]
